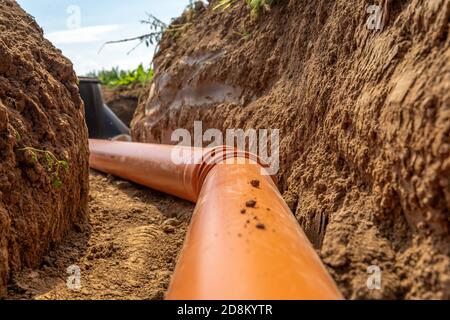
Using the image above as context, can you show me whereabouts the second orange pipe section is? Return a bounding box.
[89,139,343,300]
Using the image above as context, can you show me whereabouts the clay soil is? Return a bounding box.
[7,171,193,300]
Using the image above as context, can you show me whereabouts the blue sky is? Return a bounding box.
[16,0,194,75]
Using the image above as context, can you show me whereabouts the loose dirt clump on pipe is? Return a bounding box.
[132,0,450,299]
[0,1,89,297]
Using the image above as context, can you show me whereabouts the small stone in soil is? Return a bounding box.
[163,218,179,227]
[240,209,246,214]
[250,180,260,188]
[246,200,257,208]
[256,223,266,230]
[163,225,176,234]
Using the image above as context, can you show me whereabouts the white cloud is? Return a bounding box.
[45,22,155,75]
[46,24,122,44]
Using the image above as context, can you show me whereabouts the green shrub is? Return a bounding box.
[20,147,69,188]
[246,0,274,12]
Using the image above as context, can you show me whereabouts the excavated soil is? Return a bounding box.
[102,85,142,127]
[0,0,89,297]
[132,0,450,299]
[7,171,193,300]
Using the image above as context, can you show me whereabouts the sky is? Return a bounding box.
[16,0,194,75]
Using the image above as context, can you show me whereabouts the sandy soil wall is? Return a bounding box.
[132,0,450,299]
[0,0,89,296]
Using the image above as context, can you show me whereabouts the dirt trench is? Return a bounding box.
[7,171,193,300]
[2,0,450,300]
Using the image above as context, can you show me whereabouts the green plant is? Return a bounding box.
[99,10,194,55]
[213,0,274,14]
[98,13,168,54]
[87,64,154,88]
[9,125,21,142]
[246,0,274,13]
[233,29,251,40]
[20,147,69,188]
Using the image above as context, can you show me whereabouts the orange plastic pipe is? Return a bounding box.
[89,139,343,300]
